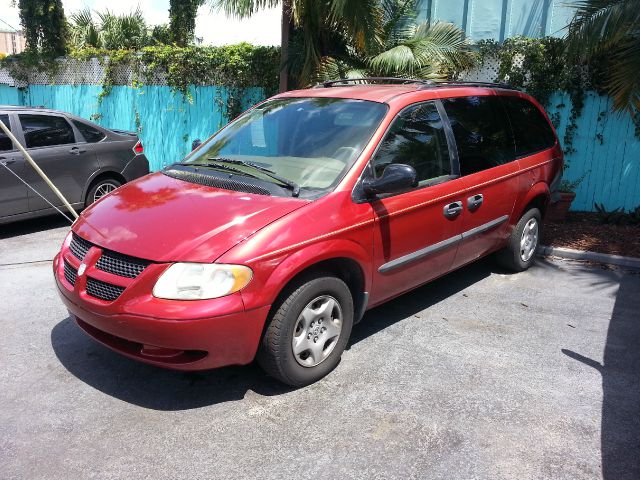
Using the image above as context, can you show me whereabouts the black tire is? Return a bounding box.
[496,208,542,272]
[85,177,122,207]
[257,275,354,387]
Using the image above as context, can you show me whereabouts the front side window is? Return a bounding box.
[443,96,515,175]
[0,115,11,151]
[371,102,451,185]
[500,96,556,157]
[72,120,106,143]
[19,114,75,148]
[181,97,388,198]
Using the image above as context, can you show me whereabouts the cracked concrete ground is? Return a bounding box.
[1,216,639,480]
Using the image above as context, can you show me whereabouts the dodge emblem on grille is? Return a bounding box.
[78,263,87,276]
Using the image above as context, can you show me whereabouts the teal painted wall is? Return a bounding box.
[417,0,575,40]
[0,84,265,172]
[0,85,638,212]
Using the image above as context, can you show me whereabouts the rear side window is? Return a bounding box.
[443,96,515,176]
[72,120,106,143]
[19,114,75,148]
[500,96,556,157]
[0,115,11,151]
[372,102,451,185]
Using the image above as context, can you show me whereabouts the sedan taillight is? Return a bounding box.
[133,140,144,155]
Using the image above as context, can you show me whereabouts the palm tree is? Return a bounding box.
[213,0,472,89]
[213,0,382,89]
[316,0,474,82]
[566,0,640,113]
[68,8,153,50]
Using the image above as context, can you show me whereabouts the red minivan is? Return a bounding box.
[54,79,563,386]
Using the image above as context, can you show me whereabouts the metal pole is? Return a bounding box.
[0,118,78,220]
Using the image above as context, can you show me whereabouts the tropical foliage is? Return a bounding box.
[214,0,472,87]
[566,0,640,114]
[18,0,68,56]
[169,0,205,46]
[314,0,474,82]
[68,9,167,50]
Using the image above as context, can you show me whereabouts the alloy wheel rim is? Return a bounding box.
[93,182,118,202]
[520,218,539,262]
[292,295,342,367]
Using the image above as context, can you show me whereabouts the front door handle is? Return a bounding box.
[443,201,463,219]
[467,193,484,211]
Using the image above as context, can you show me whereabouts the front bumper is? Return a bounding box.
[53,251,270,371]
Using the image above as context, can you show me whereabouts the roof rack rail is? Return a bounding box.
[316,77,435,88]
[418,81,519,91]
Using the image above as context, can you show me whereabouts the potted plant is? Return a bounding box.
[547,175,585,222]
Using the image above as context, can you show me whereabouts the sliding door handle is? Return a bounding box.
[443,201,463,219]
[467,194,484,211]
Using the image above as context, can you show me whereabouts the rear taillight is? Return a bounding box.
[133,140,144,155]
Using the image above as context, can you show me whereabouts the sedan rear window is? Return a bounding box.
[72,120,106,143]
[181,98,388,197]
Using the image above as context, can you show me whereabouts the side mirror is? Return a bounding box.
[191,139,202,151]
[362,163,418,196]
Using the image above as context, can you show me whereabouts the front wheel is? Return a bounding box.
[257,275,354,387]
[496,208,541,272]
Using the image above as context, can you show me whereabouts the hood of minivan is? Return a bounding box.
[74,172,309,263]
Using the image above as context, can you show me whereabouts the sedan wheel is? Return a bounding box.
[93,182,119,203]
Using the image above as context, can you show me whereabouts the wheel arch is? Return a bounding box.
[515,182,551,221]
[247,239,372,327]
[83,170,126,206]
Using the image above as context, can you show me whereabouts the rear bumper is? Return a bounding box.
[121,154,150,181]
[54,253,270,371]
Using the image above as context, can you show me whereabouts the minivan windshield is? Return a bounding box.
[180,97,388,198]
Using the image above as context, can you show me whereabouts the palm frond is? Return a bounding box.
[566,0,640,56]
[607,36,640,112]
[211,0,280,18]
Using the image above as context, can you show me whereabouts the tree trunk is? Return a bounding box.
[279,0,292,92]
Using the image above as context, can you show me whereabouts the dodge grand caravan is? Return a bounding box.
[54,79,563,386]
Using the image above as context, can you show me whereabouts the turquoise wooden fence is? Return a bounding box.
[417,0,575,40]
[549,92,640,212]
[0,84,265,172]
[0,84,638,212]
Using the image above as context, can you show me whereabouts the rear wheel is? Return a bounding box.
[496,208,541,272]
[86,177,122,206]
[257,275,354,387]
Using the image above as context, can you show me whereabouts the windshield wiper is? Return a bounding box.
[176,161,261,180]
[207,157,301,197]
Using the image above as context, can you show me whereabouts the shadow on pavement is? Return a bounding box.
[0,214,71,239]
[51,257,500,410]
[562,270,640,479]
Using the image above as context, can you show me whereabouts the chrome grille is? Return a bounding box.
[69,233,92,260]
[63,260,77,286]
[86,278,125,302]
[96,251,150,278]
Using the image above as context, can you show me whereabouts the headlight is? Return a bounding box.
[153,263,253,300]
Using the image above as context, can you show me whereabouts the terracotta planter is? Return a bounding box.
[547,191,576,222]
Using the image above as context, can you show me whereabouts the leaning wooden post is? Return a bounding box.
[0,119,79,220]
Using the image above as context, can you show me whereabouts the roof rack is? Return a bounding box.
[316,77,435,88]
[315,78,520,91]
[418,81,519,90]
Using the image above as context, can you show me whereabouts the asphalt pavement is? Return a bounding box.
[1,215,638,480]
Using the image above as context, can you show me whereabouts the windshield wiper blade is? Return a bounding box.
[177,161,261,179]
[208,157,301,197]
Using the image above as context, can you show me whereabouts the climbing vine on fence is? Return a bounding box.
[0,43,281,120]
[473,37,613,155]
